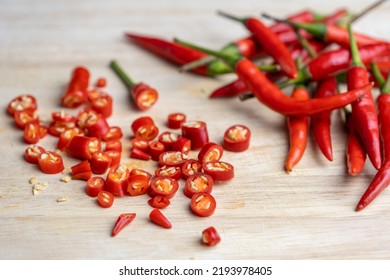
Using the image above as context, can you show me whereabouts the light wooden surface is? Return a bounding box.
[1,0,390,260]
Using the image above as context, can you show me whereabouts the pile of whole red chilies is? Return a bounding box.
[123,1,390,211]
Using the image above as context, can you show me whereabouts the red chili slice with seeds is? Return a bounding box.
[198,142,224,163]
[105,164,130,196]
[7,94,37,117]
[155,166,181,181]
[38,151,64,174]
[23,121,41,144]
[190,192,217,217]
[171,137,191,154]
[14,110,39,130]
[184,173,213,198]
[148,196,170,209]
[158,151,189,167]
[131,116,159,141]
[103,126,123,142]
[86,176,105,197]
[149,141,165,161]
[167,112,186,129]
[90,151,112,174]
[158,131,179,150]
[202,226,221,246]
[181,159,202,180]
[25,145,46,164]
[71,160,92,180]
[181,121,209,150]
[97,190,114,208]
[202,161,234,181]
[67,135,101,160]
[127,174,150,196]
[148,176,179,199]
[223,124,251,152]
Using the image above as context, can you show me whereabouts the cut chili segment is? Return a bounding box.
[25,145,45,164]
[97,190,114,208]
[14,110,39,130]
[148,176,179,199]
[105,140,122,152]
[167,112,186,129]
[184,173,214,198]
[86,176,105,197]
[155,166,181,181]
[103,150,121,167]
[148,196,170,209]
[90,151,112,174]
[222,124,251,152]
[130,168,152,181]
[171,137,191,154]
[131,116,159,141]
[149,141,165,161]
[105,164,130,196]
[190,192,217,217]
[130,138,149,153]
[38,151,64,174]
[158,131,179,150]
[61,66,89,108]
[181,121,209,150]
[88,91,113,119]
[71,160,92,180]
[131,83,159,111]
[67,135,101,160]
[23,121,41,144]
[7,94,37,117]
[202,226,221,246]
[198,142,224,163]
[57,127,84,151]
[158,151,189,167]
[149,208,172,229]
[181,159,202,180]
[111,213,136,237]
[202,161,234,181]
[130,147,152,160]
[127,174,150,196]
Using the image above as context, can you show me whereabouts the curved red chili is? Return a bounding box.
[345,112,366,176]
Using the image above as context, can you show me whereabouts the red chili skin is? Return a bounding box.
[171,137,191,154]
[23,121,40,144]
[155,166,181,181]
[148,196,170,209]
[149,208,172,229]
[61,66,89,108]
[346,113,367,176]
[285,86,309,172]
[105,164,130,196]
[90,151,112,174]
[86,176,105,197]
[236,57,371,116]
[125,33,209,76]
[7,94,37,117]
[149,141,165,161]
[131,82,159,111]
[105,140,122,152]
[198,142,224,163]
[103,126,123,142]
[67,135,101,160]
[71,160,92,180]
[57,127,84,151]
[38,151,64,174]
[356,94,390,210]
[311,77,338,161]
[181,121,209,150]
[167,113,186,129]
[202,226,221,246]
[111,213,136,237]
[130,168,152,182]
[222,124,251,152]
[184,173,214,199]
[347,67,381,170]
[84,115,110,140]
[131,116,159,141]
[158,131,179,150]
[97,191,114,208]
[89,92,113,119]
[127,174,150,196]
[202,161,234,182]
[181,159,202,180]
[190,192,217,217]
[148,176,179,199]
[103,150,121,167]
[130,138,149,153]
[14,110,39,130]
[25,145,45,164]
[130,147,152,160]
[158,151,189,168]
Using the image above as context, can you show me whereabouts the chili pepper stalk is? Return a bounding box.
[174,38,371,117]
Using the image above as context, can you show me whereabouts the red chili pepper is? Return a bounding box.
[38,151,64,174]
[155,166,181,181]
[102,126,123,142]
[171,137,191,154]
[61,66,89,108]
[202,161,234,182]
[181,159,202,180]
[181,121,209,150]
[202,226,221,247]
[77,110,110,139]
[190,192,217,217]
[103,150,121,167]
[167,112,186,129]
[110,60,158,111]
[222,124,251,152]
[311,77,338,161]
[285,85,309,172]
[149,208,172,229]
[184,173,214,199]
[105,140,122,152]
[86,176,105,197]
[97,190,114,208]
[105,164,130,196]
[149,141,165,161]
[71,160,92,180]
[130,168,152,181]
[148,196,170,209]
[158,131,179,150]
[57,127,84,151]
[131,116,159,141]
[24,145,45,164]
[7,94,37,117]
[52,111,77,123]
[88,90,113,119]
[218,11,298,79]
[14,110,39,130]
[23,121,41,144]
[90,151,112,174]
[198,142,224,163]
[130,138,149,153]
[148,176,179,199]
[158,151,189,168]
[127,174,150,196]
[111,213,136,237]
[130,147,151,161]
[67,135,101,160]
[347,25,381,170]
[356,67,390,210]
[48,120,76,137]
[96,77,107,88]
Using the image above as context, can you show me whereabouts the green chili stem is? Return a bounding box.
[217,11,246,24]
[371,62,386,88]
[110,60,136,89]
[347,25,364,67]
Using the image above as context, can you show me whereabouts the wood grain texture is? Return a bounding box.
[1,0,390,260]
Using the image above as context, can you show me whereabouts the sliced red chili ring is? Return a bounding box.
[158,151,189,167]
[181,121,209,150]
[38,151,64,174]
[130,138,149,153]
[14,110,39,130]
[181,159,202,180]
[155,166,181,181]
[7,94,37,117]
[111,213,136,237]
[171,137,191,154]
[24,145,45,164]
[38,125,48,140]
[202,226,221,246]
[48,120,76,137]
[103,126,123,142]
[130,147,151,160]
[103,150,121,166]
[149,208,172,229]
[61,66,89,108]
[148,196,170,209]
[222,124,251,152]
[67,135,101,160]
[86,176,105,197]
[61,91,86,108]
[23,121,40,144]
[90,151,112,174]
[105,164,130,196]
[130,168,152,181]
[96,78,107,88]
[97,190,114,208]
[89,92,113,119]
[51,111,77,123]
[57,127,84,151]
[71,160,92,180]
[202,161,234,181]
[167,112,186,129]
[190,192,217,217]
[198,142,224,163]
[131,82,159,111]
[84,114,110,139]
[127,174,150,196]
[148,176,179,199]
[184,173,213,198]
[131,116,159,141]
[105,140,122,152]
[149,141,165,161]
[158,131,179,150]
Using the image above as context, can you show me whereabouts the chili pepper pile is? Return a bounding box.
[122,1,390,211]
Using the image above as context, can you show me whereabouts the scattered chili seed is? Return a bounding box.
[57,197,68,203]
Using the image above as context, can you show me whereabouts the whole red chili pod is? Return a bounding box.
[110,60,158,111]
[61,66,89,108]
[345,111,366,176]
[181,121,209,150]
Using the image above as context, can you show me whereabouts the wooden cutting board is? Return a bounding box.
[1,0,390,259]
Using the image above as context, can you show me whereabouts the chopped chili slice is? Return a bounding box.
[130,168,152,181]
[103,126,123,142]
[158,151,189,167]
[38,151,64,174]
[96,77,107,88]
[51,111,77,123]
[103,150,121,166]
[89,91,113,119]
[67,135,101,160]
[198,142,224,163]
[38,125,48,140]
[80,111,110,139]
[14,110,39,130]
[90,151,112,174]
[105,140,122,152]
[25,145,45,164]
[222,124,251,152]
[61,66,89,108]
[167,112,186,129]
[184,173,214,198]
[171,137,191,154]
[7,94,37,117]
[202,226,221,246]
[86,176,105,197]
[181,159,202,180]
[190,192,217,217]
[130,138,149,153]
[130,147,151,160]
[132,83,159,111]
[71,160,92,180]
[149,208,172,229]
[57,127,84,151]
[127,174,150,196]
[105,164,130,196]
[202,161,234,181]
[181,121,209,150]
[131,116,159,141]
[48,120,76,137]
[149,141,165,161]
[148,176,179,199]
[111,213,136,237]
[148,196,170,209]
[155,165,181,181]
[97,190,114,208]
[158,131,179,150]
[23,121,40,144]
